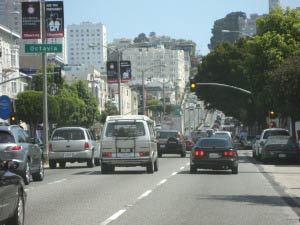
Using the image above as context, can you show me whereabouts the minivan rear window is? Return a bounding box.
[105,122,145,137]
[0,131,15,143]
[263,130,289,139]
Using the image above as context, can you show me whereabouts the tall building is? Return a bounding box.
[67,22,107,72]
[269,0,280,12]
[0,0,22,35]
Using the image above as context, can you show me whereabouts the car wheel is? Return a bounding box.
[190,165,197,174]
[22,161,31,185]
[101,163,108,174]
[232,166,238,174]
[59,162,66,168]
[94,158,100,166]
[32,158,44,181]
[146,161,154,174]
[158,151,162,158]
[6,191,25,225]
[154,159,159,172]
[252,151,256,159]
[49,159,56,169]
[87,153,95,168]
[181,151,186,158]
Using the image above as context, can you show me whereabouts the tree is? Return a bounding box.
[133,33,149,43]
[100,101,119,124]
[268,55,300,138]
[15,90,59,136]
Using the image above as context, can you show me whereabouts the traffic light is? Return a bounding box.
[269,110,276,119]
[10,113,17,125]
[54,67,62,83]
[190,78,196,92]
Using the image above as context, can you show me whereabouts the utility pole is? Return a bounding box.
[117,51,122,115]
[41,0,49,163]
[142,70,146,115]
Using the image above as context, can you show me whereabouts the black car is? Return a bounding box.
[157,130,186,157]
[190,138,238,174]
[0,160,26,225]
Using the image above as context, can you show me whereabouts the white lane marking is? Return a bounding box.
[186,162,190,166]
[171,172,178,176]
[157,179,167,186]
[179,166,185,170]
[48,178,67,185]
[137,190,152,200]
[100,209,127,225]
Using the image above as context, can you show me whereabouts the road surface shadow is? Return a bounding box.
[178,170,233,175]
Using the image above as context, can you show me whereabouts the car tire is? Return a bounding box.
[22,161,31,185]
[6,191,25,225]
[190,165,197,174]
[232,166,238,174]
[146,161,154,174]
[49,159,56,169]
[154,159,159,172]
[94,158,100,166]
[87,153,95,168]
[101,163,109,174]
[252,151,256,159]
[32,158,44,181]
[181,151,186,158]
[59,162,66,168]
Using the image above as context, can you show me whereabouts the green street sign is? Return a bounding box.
[25,44,62,53]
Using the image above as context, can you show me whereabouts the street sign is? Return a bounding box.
[0,95,11,120]
[25,44,62,53]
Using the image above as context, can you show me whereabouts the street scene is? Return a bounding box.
[1,0,300,225]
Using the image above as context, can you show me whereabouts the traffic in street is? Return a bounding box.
[23,151,300,225]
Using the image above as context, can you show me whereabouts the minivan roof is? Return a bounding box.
[106,115,153,122]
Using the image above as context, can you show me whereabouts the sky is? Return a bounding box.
[63,0,300,55]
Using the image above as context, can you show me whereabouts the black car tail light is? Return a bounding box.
[223,150,237,157]
[193,149,205,157]
[6,145,22,151]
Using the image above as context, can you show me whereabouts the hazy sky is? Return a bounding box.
[63,0,300,55]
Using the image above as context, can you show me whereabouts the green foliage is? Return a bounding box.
[133,33,149,43]
[99,101,119,124]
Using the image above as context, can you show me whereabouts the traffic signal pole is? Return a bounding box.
[41,0,49,163]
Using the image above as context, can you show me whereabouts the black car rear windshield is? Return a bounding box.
[0,131,15,143]
[158,132,179,138]
[196,138,231,148]
[105,122,145,137]
[51,129,85,140]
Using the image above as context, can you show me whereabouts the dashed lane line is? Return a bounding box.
[100,209,127,225]
[47,178,67,185]
[157,179,167,186]
[137,190,152,200]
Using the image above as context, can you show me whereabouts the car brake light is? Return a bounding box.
[84,142,90,150]
[139,152,150,156]
[193,149,204,157]
[292,145,299,151]
[6,145,22,151]
[102,152,112,157]
[49,143,53,151]
[223,151,236,157]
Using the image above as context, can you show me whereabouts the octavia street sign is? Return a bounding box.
[25,44,62,53]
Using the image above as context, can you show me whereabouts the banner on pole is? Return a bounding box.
[21,2,41,39]
[45,1,64,38]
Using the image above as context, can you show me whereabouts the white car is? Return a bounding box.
[253,128,290,160]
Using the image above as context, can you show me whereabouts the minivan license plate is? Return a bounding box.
[118,153,133,158]
[64,153,72,158]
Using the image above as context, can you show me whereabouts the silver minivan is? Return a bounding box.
[49,127,100,168]
[100,115,158,174]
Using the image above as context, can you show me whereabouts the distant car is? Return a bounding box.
[49,127,100,168]
[253,128,290,160]
[212,131,233,142]
[0,125,44,185]
[260,135,299,163]
[205,129,214,137]
[190,137,238,174]
[157,130,186,157]
[0,159,26,225]
[184,136,194,151]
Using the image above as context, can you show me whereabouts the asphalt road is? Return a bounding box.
[24,151,300,225]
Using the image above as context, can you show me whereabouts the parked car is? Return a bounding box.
[49,127,100,168]
[260,135,299,163]
[184,136,194,151]
[190,137,238,174]
[157,130,186,157]
[253,128,290,160]
[0,125,44,185]
[100,115,158,173]
[0,159,26,225]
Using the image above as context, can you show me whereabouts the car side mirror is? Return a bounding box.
[260,141,265,146]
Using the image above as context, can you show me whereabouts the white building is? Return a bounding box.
[122,45,186,102]
[0,24,30,100]
[67,22,107,73]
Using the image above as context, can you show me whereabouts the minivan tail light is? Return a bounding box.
[84,142,90,150]
[139,151,150,157]
[102,152,112,157]
[6,145,22,151]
